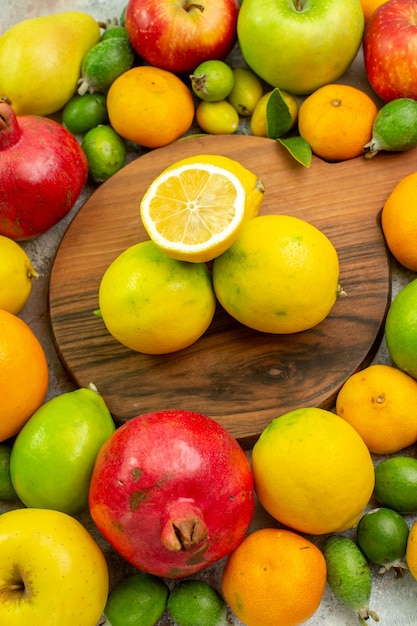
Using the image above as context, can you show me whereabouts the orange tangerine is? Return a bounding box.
[106,65,195,148]
[360,0,389,22]
[222,528,327,626]
[298,83,378,162]
[0,309,48,441]
[336,364,417,454]
[381,171,417,272]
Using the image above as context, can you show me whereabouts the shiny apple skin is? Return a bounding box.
[363,0,417,102]
[125,0,239,74]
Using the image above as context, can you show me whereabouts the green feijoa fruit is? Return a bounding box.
[323,535,379,624]
[105,572,168,626]
[227,66,264,116]
[82,124,127,184]
[374,456,417,513]
[62,92,109,135]
[100,25,130,41]
[78,38,134,95]
[0,442,18,501]
[167,580,228,626]
[364,97,417,158]
[190,60,235,102]
[356,507,409,573]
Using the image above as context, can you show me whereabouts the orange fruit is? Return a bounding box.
[106,65,195,148]
[360,0,389,22]
[381,171,417,271]
[336,363,417,454]
[406,520,417,581]
[298,83,378,162]
[0,309,48,441]
[251,407,375,535]
[221,528,327,626]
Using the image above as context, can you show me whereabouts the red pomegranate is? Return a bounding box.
[89,409,255,578]
[0,100,88,240]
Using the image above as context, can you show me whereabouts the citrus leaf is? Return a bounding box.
[277,136,312,168]
[266,88,293,139]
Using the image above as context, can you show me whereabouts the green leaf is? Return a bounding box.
[277,136,313,168]
[266,88,293,139]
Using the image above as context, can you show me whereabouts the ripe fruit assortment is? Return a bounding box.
[2,1,417,625]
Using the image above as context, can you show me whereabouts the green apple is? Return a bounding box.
[0,507,109,626]
[9,386,115,515]
[237,0,364,95]
[0,443,18,501]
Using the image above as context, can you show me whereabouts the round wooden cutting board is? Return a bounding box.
[49,135,417,447]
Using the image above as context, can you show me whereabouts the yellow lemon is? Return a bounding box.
[98,240,216,355]
[212,214,340,334]
[250,89,299,138]
[140,156,264,263]
[252,407,375,535]
[0,235,38,314]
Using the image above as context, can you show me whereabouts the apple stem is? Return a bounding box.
[184,2,205,13]
[0,583,24,594]
[294,0,304,10]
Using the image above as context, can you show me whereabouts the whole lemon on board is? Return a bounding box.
[0,235,37,314]
[252,407,375,535]
[0,12,100,116]
[98,240,216,355]
[212,214,341,334]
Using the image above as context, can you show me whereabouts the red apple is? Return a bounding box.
[124,0,239,74]
[363,0,417,101]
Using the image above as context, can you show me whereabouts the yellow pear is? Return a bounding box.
[0,12,100,116]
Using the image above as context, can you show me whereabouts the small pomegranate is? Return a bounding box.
[0,99,88,240]
[89,409,255,578]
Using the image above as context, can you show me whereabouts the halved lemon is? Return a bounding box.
[140,158,257,263]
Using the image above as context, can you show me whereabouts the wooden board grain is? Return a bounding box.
[49,135,417,447]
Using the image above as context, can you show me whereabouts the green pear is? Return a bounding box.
[0,11,100,116]
[9,385,115,515]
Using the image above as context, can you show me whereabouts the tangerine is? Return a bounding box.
[336,363,417,454]
[0,309,48,441]
[298,83,378,161]
[381,171,417,271]
[222,528,326,626]
[106,66,195,148]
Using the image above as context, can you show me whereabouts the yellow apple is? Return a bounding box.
[0,508,109,626]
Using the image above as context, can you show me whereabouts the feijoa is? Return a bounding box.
[62,92,109,135]
[374,456,417,513]
[81,125,126,184]
[364,97,417,158]
[356,507,409,573]
[78,38,134,95]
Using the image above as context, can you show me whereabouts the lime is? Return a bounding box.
[323,535,379,624]
[385,278,417,379]
[104,572,168,626]
[62,92,109,135]
[364,97,417,158]
[196,100,239,134]
[0,442,18,500]
[374,456,417,513]
[81,125,126,184]
[0,235,37,314]
[190,60,234,102]
[227,66,263,116]
[356,507,409,573]
[78,38,134,95]
[167,580,228,626]
[98,240,216,354]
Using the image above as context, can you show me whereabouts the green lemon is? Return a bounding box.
[364,97,417,158]
[196,100,240,134]
[0,443,18,501]
[105,572,168,626]
[227,66,263,116]
[323,535,379,624]
[78,37,134,95]
[190,60,235,102]
[356,507,409,573]
[81,124,127,184]
[62,92,109,135]
[385,278,417,379]
[9,387,115,515]
[374,456,417,513]
[167,580,228,626]
[98,240,216,355]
